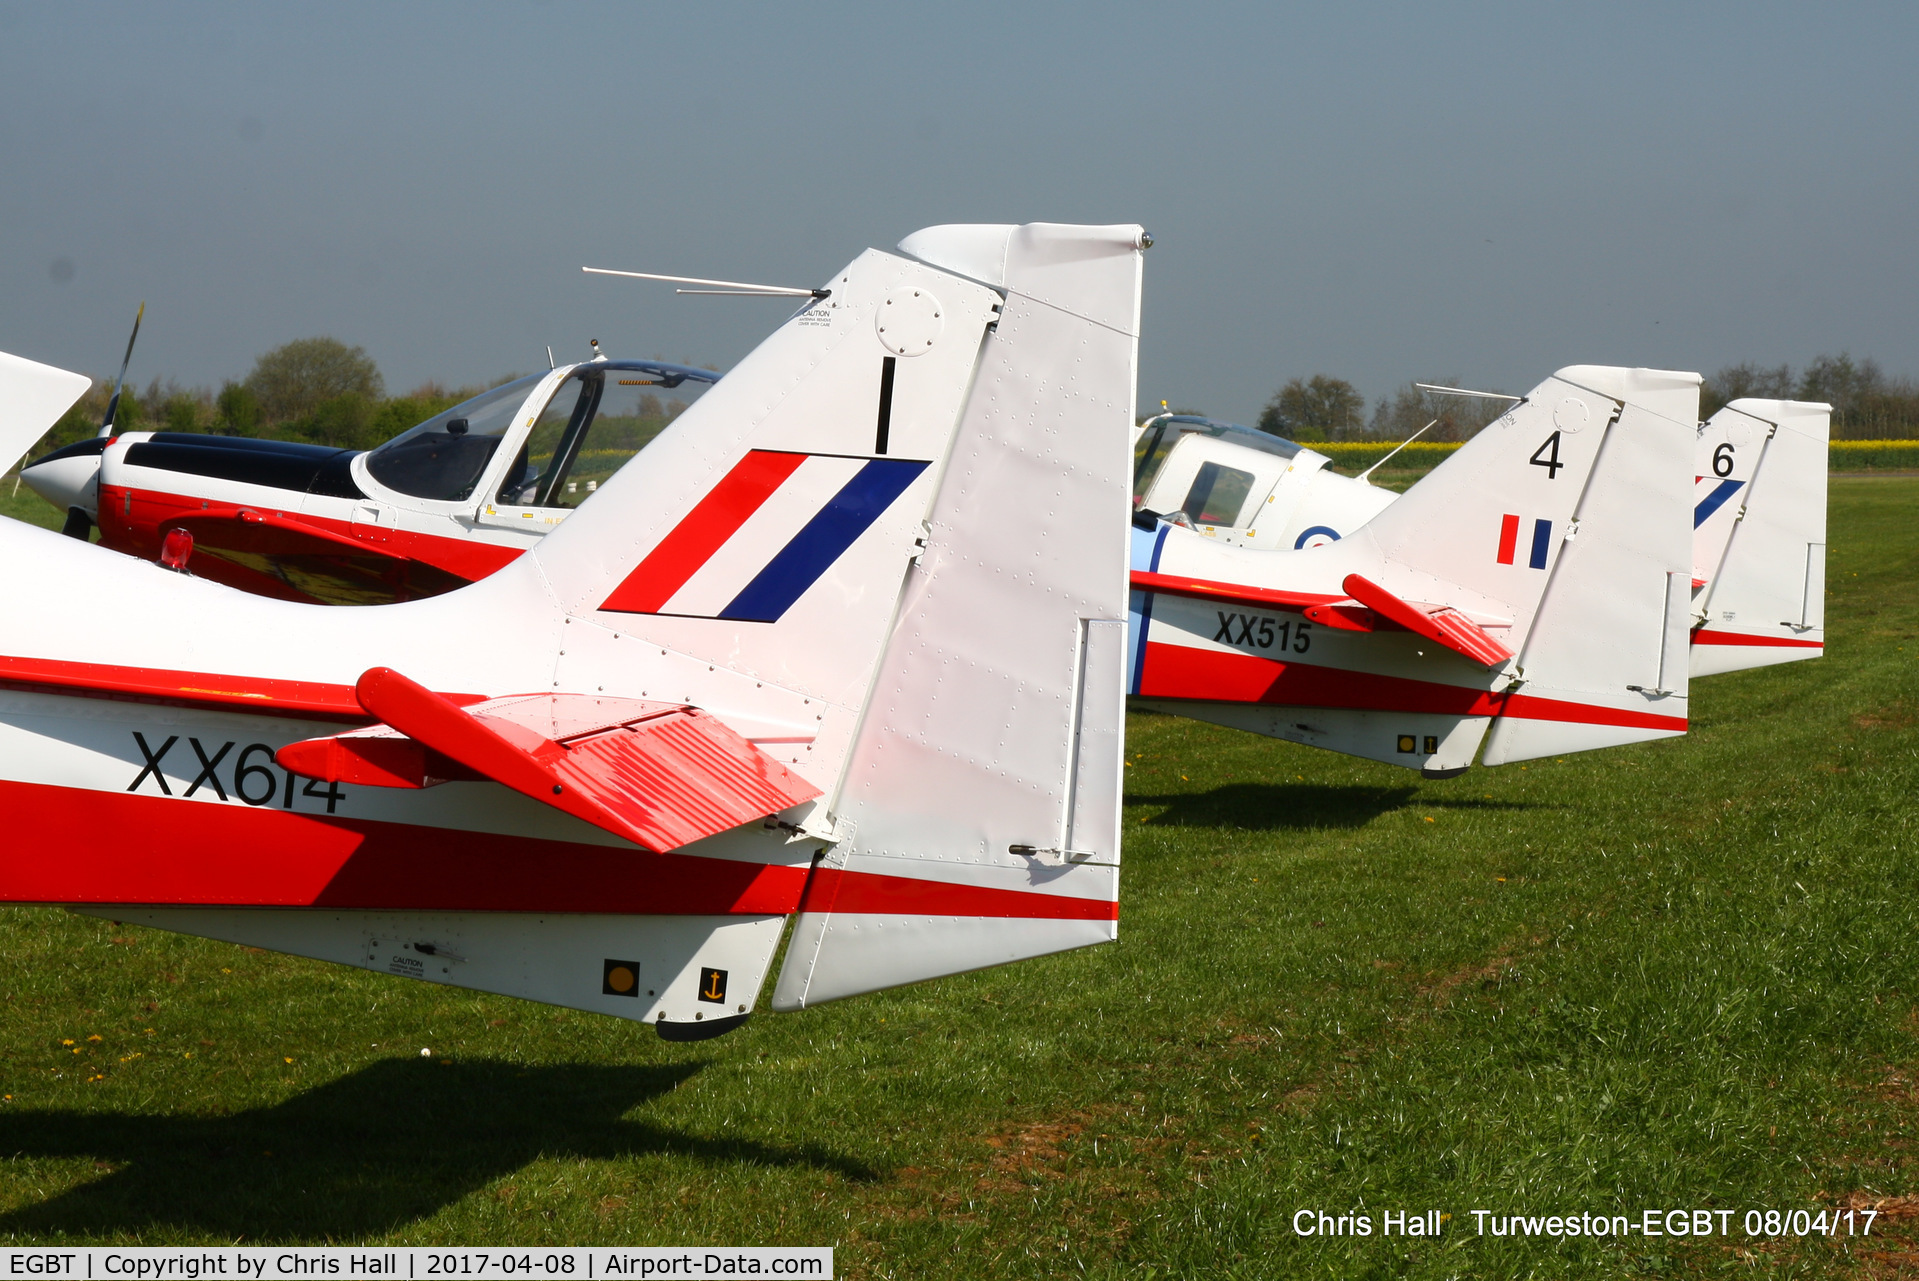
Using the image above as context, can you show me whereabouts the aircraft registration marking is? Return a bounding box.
[126,731,348,813]
[1210,610,1313,654]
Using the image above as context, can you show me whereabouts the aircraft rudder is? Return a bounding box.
[1480,369,1701,765]
[1690,398,1829,674]
[771,223,1146,1009]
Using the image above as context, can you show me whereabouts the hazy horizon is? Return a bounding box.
[4,2,1914,424]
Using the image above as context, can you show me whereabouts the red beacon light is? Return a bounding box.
[158,526,194,573]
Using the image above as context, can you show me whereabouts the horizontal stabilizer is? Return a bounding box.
[279,669,820,852]
[1336,574,1515,668]
[1129,568,1337,613]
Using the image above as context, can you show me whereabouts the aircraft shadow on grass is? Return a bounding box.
[1128,782,1542,831]
[0,1057,877,1240]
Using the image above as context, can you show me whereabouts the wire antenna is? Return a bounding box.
[583,267,829,299]
[1414,382,1522,402]
[1357,420,1437,485]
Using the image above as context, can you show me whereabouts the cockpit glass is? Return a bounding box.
[495,367,712,509]
[365,373,545,501]
[1180,461,1257,526]
[1132,415,1303,507]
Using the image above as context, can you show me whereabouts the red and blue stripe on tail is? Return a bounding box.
[601,450,929,622]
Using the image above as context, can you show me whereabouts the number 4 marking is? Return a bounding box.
[1529,430,1564,478]
[302,777,346,814]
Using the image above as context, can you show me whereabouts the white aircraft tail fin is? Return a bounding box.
[1474,368,1700,764]
[0,350,90,476]
[0,224,1141,1029]
[1129,366,1697,776]
[528,243,1008,752]
[771,223,1145,1009]
[1689,399,1829,675]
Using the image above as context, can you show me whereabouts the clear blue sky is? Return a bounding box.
[2,2,1913,423]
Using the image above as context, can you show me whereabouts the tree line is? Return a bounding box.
[23,337,703,463]
[1252,353,1919,443]
[28,337,485,460]
[29,339,1919,464]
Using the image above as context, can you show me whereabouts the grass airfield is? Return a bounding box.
[0,477,1912,1279]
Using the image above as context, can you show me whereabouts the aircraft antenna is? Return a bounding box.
[1413,382,1522,402]
[546,345,555,370]
[583,266,830,299]
[1357,420,1437,486]
[96,301,145,437]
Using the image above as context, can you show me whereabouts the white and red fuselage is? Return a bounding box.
[0,224,1151,1027]
[21,359,719,605]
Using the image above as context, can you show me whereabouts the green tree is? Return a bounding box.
[1257,375,1366,442]
[163,393,200,433]
[110,386,142,431]
[1698,354,1919,438]
[216,381,261,436]
[1701,362,1792,420]
[1801,354,1919,439]
[1368,378,1510,443]
[289,393,379,450]
[244,337,384,425]
[365,389,468,446]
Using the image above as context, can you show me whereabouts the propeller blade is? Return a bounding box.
[97,301,144,436]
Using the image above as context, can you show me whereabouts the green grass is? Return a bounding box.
[0,481,1914,1278]
[1,474,66,534]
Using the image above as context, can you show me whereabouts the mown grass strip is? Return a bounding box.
[0,485,1910,1278]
